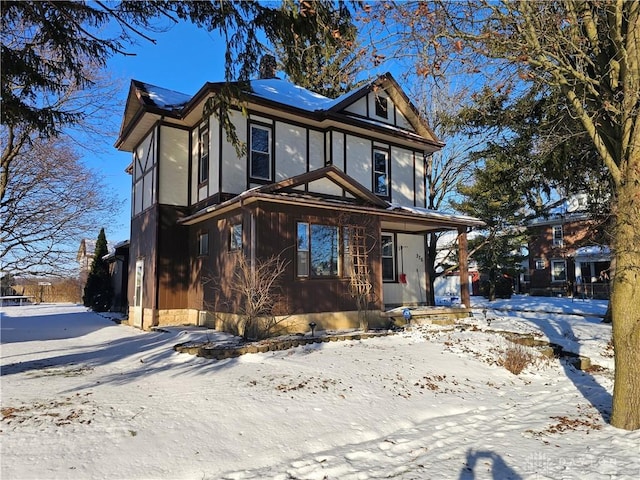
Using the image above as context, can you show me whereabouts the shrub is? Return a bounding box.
[501,343,533,375]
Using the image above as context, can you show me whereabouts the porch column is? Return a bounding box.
[458,227,470,308]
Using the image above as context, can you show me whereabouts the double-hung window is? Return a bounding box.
[250,124,272,181]
[552,225,563,246]
[381,233,396,281]
[374,149,389,197]
[198,127,209,184]
[297,222,340,277]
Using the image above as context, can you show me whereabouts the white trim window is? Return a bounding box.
[534,258,545,270]
[381,233,396,281]
[551,259,567,282]
[249,124,272,181]
[552,225,564,246]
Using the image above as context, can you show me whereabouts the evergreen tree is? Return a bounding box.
[83,228,113,312]
[452,157,527,301]
[268,1,363,97]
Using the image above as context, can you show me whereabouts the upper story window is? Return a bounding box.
[381,233,396,281]
[249,124,272,181]
[198,127,209,185]
[375,96,388,119]
[198,232,209,256]
[552,225,563,246]
[230,223,243,251]
[374,149,389,197]
[534,258,545,270]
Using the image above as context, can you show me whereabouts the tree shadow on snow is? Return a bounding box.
[459,448,522,480]
[514,313,612,422]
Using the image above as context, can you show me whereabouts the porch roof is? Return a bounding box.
[179,167,484,233]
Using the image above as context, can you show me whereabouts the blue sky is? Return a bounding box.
[92,22,229,244]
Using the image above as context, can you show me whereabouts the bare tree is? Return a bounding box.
[360,0,640,431]
[0,132,118,276]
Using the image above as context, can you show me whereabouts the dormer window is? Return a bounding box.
[249,123,272,181]
[375,96,388,119]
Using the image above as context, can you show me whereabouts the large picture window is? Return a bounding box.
[374,149,389,196]
[198,127,209,184]
[250,124,272,181]
[381,233,396,281]
[297,222,340,277]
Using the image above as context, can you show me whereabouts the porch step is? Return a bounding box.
[383,306,472,326]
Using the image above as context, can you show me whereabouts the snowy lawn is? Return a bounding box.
[1,297,638,480]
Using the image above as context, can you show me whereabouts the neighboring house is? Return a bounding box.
[76,238,115,286]
[103,240,130,313]
[526,195,611,298]
[115,62,484,331]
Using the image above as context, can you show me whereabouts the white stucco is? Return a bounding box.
[158,126,189,206]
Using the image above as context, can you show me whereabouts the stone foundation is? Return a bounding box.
[128,308,388,334]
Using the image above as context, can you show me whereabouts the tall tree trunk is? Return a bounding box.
[610,168,640,430]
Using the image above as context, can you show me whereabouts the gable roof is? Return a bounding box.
[116,73,443,151]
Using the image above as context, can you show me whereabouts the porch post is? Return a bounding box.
[458,227,470,308]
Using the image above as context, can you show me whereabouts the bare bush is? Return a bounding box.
[501,343,534,375]
[228,253,289,341]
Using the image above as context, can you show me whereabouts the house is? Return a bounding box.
[526,195,611,298]
[103,240,130,313]
[115,61,484,332]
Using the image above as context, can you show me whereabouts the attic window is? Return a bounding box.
[375,96,388,119]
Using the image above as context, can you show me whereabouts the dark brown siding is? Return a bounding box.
[128,207,158,310]
[157,205,190,309]
[194,200,384,316]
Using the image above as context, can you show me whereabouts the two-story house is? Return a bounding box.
[526,195,611,298]
[115,64,484,332]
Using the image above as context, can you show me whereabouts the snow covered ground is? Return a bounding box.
[1,296,638,480]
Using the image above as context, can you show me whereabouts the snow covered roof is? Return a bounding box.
[247,78,336,111]
[572,245,611,260]
[134,81,192,111]
[116,72,442,151]
[388,204,486,228]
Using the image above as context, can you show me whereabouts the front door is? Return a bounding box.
[132,259,144,328]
